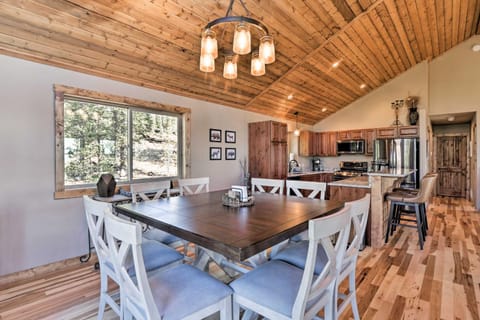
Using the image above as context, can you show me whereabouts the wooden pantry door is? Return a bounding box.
[436,135,468,197]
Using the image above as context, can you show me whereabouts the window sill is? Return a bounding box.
[54,184,131,200]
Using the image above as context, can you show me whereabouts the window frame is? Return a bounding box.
[54,84,191,199]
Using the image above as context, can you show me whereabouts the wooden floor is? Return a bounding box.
[0,197,479,320]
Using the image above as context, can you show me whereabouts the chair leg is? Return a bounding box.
[97,272,107,320]
[324,294,334,320]
[415,204,424,250]
[220,296,233,320]
[233,299,240,320]
[349,269,360,320]
[385,201,395,243]
[422,203,428,231]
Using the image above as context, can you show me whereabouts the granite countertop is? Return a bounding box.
[328,175,371,189]
[366,168,416,178]
[287,170,335,178]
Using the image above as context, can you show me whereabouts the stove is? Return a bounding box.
[333,161,369,181]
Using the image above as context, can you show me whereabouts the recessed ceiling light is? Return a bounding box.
[287,94,294,100]
[322,107,328,112]
[360,83,367,89]
[472,44,480,52]
[332,61,341,68]
[447,116,455,122]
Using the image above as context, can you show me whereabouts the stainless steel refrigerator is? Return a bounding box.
[373,138,420,188]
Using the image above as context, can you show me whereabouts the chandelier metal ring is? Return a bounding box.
[204,16,269,35]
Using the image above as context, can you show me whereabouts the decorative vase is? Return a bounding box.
[96,173,116,197]
[408,107,419,125]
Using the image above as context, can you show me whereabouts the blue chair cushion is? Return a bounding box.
[143,228,183,246]
[149,264,233,320]
[271,241,327,275]
[230,260,304,318]
[140,240,183,273]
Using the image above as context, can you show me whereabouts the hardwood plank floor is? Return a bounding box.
[0,197,478,320]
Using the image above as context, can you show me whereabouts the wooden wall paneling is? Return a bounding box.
[337,32,383,86]
[383,0,417,67]
[396,0,422,62]
[364,11,401,75]
[445,0,454,50]
[357,15,396,78]
[373,3,409,72]
[425,0,440,57]
[416,0,434,59]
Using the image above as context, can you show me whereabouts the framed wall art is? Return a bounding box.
[209,128,222,142]
[225,130,236,143]
[210,147,222,160]
[225,148,236,160]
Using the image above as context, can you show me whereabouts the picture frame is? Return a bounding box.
[210,147,222,160]
[225,148,236,160]
[209,128,222,142]
[225,130,236,143]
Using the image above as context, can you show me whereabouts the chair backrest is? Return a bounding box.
[178,177,210,196]
[286,180,326,199]
[130,180,171,203]
[82,195,113,267]
[251,178,284,195]
[292,204,352,319]
[104,210,161,320]
[416,174,437,202]
[345,194,371,258]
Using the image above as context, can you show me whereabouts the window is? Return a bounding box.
[54,85,191,198]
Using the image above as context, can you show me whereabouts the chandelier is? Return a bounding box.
[199,0,276,79]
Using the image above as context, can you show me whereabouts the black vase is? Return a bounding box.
[96,173,116,197]
[408,107,419,125]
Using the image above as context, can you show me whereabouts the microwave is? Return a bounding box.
[336,140,365,154]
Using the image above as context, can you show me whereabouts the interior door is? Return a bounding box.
[436,135,468,197]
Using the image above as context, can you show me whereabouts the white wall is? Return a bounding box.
[0,54,279,276]
[428,35,480,208]
[312,62,429,172]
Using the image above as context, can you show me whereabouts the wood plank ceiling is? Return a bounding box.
[0,0,479,125]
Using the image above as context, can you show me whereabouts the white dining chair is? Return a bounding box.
[230,204,352,320]
[104,209,233,320]
[82,196,183,320]
[178,177,210,196]
[130,180,171,203]
[130,180,185,250]
[286,180,326,199]
[272,194,371,320]
[251,177,284,194]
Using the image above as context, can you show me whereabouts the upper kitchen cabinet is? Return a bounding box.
[249,121,288,179]
[364,129,375,155]
[397,126,419,137]
[299,131,316,157]
[376,126,419,139]
[337,129,363,140]
[319,132,337,157]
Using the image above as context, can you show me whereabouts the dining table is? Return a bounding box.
[115,189,344,272]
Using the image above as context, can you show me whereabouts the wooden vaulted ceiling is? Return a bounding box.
[0,0,479,125]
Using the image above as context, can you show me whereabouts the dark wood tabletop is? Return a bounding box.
[115,190,344,261]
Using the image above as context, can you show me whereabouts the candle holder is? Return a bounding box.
[391,99,404,126]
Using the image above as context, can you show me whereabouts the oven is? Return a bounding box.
[333,161,368,181]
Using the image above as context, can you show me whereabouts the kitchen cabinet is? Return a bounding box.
[337,129,363,140]
[299,131,315,157]
[364,129,375,155]
[397,125,419,137]
[375,127,397,138]
[318,132,337,157]
[249,120,288,180]
[376,126,419,139]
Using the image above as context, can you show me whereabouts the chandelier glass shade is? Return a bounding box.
[199,0,275,79]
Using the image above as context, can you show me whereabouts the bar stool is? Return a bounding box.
[385,174,437,249]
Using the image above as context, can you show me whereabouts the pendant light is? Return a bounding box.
[223,54,237,79]
[251,51,265,76]
[293,111,300,136]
